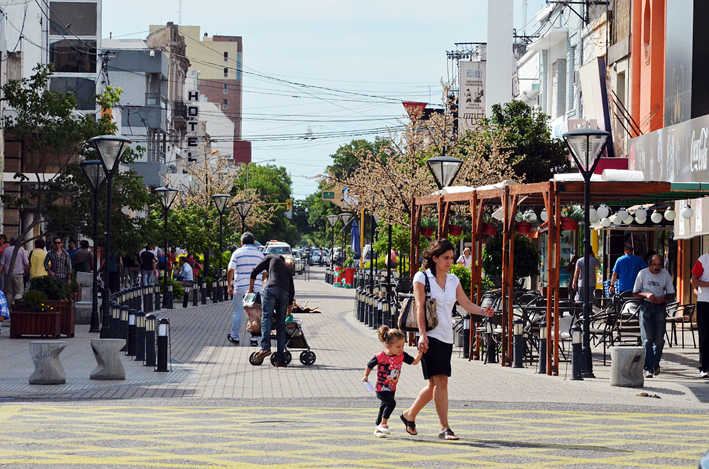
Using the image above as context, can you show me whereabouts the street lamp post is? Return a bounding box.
[156,187,178,309]
[562,128,610,379]
[212,194,230,302]
[90,135,131,338]
[235,200,252,234]
[80,160,106,333]
[338,213,353,267]
[326,215,339,268]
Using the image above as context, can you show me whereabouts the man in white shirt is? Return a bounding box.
[226,232,264,345]
[633,254,675,378]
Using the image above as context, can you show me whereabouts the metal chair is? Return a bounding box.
[667,304,697,348]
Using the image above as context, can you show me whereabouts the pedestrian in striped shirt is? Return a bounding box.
[226,232,264,345]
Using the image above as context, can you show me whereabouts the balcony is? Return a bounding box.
[172,101,187,121]
[145,93,163,107]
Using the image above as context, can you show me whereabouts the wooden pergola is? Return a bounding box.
[410,179,709,375]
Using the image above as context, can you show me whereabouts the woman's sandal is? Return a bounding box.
[400,414,417,435]
[438,428,459,440]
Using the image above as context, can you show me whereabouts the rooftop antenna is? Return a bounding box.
[178,0,182,25]
[522,0,527,36]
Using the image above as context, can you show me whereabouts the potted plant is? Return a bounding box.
[420,217,437,238]
[26,276,74,337]
[561,205,584,231]
[448,214,466,237]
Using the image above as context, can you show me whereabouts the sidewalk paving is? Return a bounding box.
[0,267,707,409]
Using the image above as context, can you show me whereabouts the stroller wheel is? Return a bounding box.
[300,350,316,366]
[248,352,259,366]
[270,350,292,366]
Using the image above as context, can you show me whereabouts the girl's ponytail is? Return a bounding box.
[378,326,390,343]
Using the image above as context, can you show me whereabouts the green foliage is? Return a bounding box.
[28,276,72,301]
[233,164,296,244]
[449,263,472,297]
[485,101,568,183]
[421,217,437,229]
[482,232,541,279]
[562,204,584,221]
[161,279,184,298]
[326,139,386,180]
[22,290,51,312]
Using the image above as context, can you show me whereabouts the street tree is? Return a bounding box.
[485,100,569,183]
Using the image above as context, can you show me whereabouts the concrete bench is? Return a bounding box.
[90,339,126,380]
[29,341,66,385]
[610,346,644,387]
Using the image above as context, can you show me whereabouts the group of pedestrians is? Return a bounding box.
[225,232,295,367]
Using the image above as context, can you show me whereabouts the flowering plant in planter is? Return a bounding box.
[27,276,72,301]
[22,290,54,312]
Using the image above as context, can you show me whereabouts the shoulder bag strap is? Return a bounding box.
[424,271,431,297]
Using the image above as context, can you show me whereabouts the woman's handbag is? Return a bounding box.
[398,273,439,332]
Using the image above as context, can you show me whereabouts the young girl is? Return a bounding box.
[363,326,423,438]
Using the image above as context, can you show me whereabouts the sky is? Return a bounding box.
[102,0,547,200]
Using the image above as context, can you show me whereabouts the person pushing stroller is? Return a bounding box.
[248,254,295,367]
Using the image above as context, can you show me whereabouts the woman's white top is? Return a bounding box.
[457,255,472,268]
[413,269,460,344]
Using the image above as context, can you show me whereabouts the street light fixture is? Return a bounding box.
[156,186,178,308]
[562,127,610,379]
[212,194,230,302]
[427,155,463,190]
[80,160,105,333]
[326,215,339,267]
[89,135,131,338]
[235,200,252,233]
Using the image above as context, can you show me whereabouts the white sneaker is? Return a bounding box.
[700,370,709,379]
[376,424,391,434]
[644,371,653,378]
[374,430,387,438]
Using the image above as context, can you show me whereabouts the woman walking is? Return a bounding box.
[400,239,494,440]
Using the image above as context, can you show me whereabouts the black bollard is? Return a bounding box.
[463,314,471,359]
[201,280,207,305]
[145,314,156,367]
[156,317,170,372]
[486,319,497,364]
[212,280,218,303]
[165,282,174,309]
[154,284,161,311]
[144,286,153,313]
[374,296,382,329]
[571,323,583,380]
[110,303,121,338]
[135,310,146,361]
[119,305,130,351]
[182,283,190,308]
[537,321,547,374]
[193,282,199,306]
[126,309,137,357]
[513,318,524,368]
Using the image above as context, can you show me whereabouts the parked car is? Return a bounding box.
[292,249,306,274]
[264,241,297,274]
[309,248,330,266]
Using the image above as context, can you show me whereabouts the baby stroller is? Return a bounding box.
[246,306,317,366]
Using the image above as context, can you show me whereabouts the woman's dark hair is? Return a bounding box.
[422,238,455,276]
[378,325,405,345]
[35,239,45,249]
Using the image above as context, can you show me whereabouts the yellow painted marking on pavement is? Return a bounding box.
[0,404,706,468]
